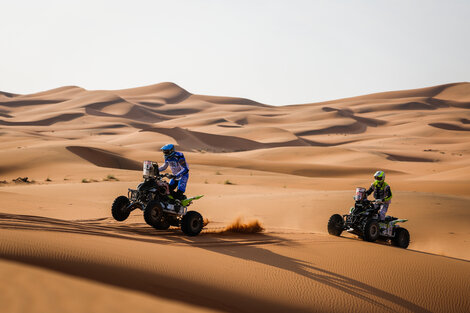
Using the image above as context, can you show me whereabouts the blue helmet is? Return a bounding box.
[161,144,175,159]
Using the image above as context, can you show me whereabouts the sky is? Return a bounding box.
[1,0,469,105]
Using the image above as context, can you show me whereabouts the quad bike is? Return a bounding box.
[327,187,410,248]
[111,160,204,236]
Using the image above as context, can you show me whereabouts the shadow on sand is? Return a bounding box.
[0,212,433,313]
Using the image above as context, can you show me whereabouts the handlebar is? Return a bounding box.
[356,199,384,204]
[159,173,175,179]
[145,173,176,180]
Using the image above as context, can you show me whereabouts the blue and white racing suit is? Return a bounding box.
[158,151,189,193]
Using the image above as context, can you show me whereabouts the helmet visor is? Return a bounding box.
[375,175,383,181]
[163,150,172,156]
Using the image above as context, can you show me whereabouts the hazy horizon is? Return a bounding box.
[2,0,469,105]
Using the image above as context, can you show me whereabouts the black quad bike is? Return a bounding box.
[327,187,410,248]
[111,160,204,236]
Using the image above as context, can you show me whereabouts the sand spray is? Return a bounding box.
[203,216,265,234]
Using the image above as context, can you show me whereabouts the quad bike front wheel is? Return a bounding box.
[181,211,203,236]
[327,214,344,236]
[144,200,170,230]
[363,220,380,242]
[391,227,410,249]
[111,196,131,221]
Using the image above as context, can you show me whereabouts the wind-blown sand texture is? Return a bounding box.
[0,82,469,313]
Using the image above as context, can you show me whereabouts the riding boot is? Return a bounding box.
[174,190,186,200]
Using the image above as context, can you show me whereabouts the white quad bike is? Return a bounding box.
[111,161,204,236]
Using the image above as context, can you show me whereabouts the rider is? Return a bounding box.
[158,144,189,201]
[366,171,392,221]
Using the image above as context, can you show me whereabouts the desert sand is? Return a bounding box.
[0,82,469,313]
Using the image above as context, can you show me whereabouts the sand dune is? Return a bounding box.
[0,212,469,313]
[429,122,470,131]
[66,146,142,171]
[0,112,84,126]
[0,82,469,313]
[116,82,192,103]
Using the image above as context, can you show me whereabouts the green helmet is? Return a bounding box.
[374,170,385,182]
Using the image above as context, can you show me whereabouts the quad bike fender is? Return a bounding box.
[181,195,204,207]
[389,219,408,227]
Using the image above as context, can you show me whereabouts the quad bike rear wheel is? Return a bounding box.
[181,211,203,236]
[327,214,344,236]
[391,227,410,249]
[144,200,170,230]
[111,196,131,221]
[363,220,380,242]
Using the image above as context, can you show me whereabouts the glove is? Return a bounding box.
[168,174,176,179]
[376,199,383,203]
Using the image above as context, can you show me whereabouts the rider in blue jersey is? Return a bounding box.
[158,144,189,200]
